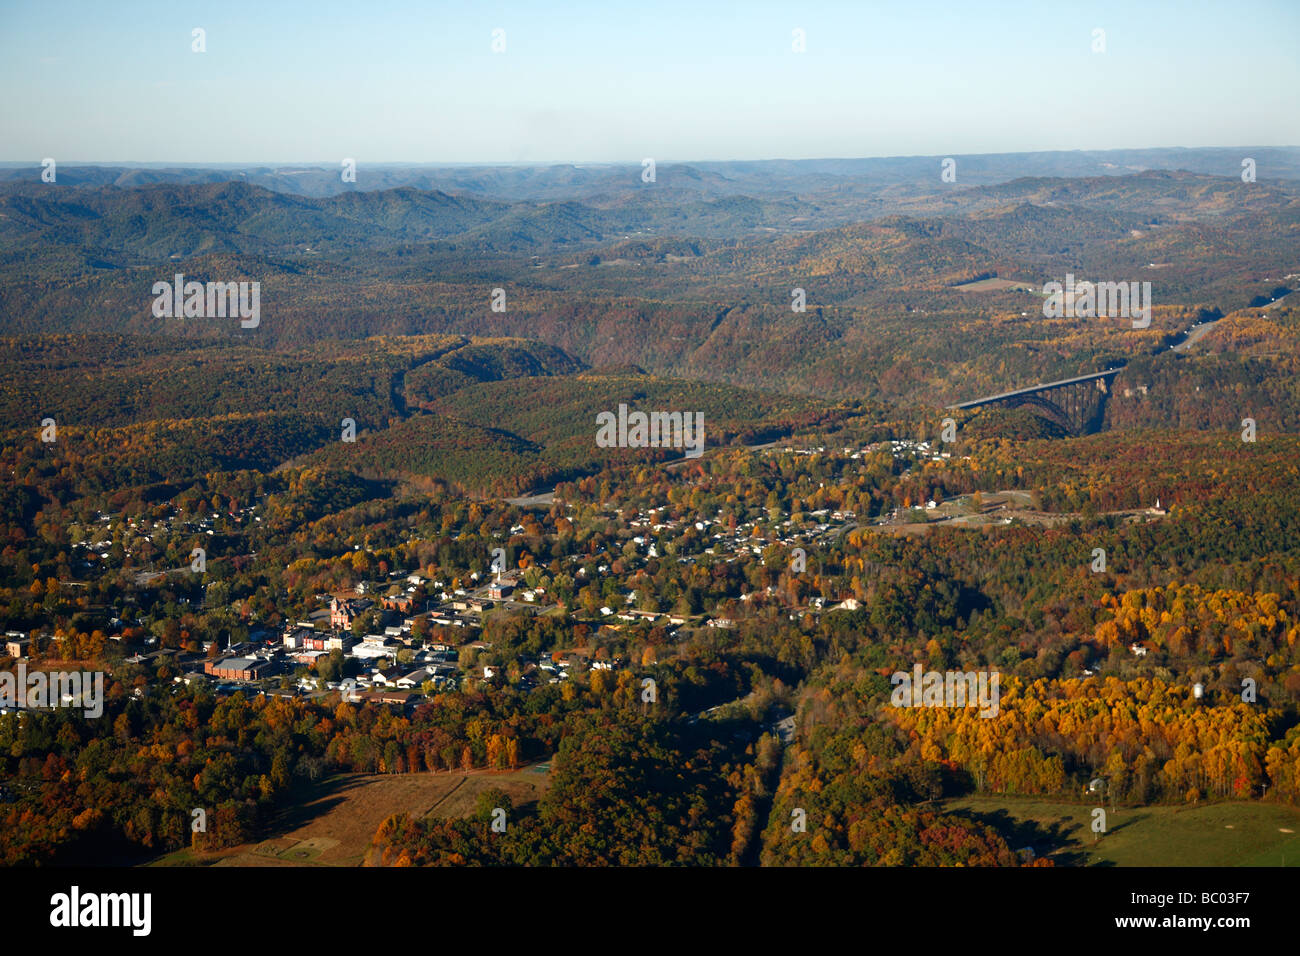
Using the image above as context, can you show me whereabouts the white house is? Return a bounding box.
[352,635,398,660]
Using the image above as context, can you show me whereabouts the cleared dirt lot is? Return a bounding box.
[952,277,1037,293]
[152,766,551,867]
[868,490,1166,537]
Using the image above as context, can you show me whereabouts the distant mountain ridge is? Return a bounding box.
[1,156,1296,414]
[3,146,1298,201]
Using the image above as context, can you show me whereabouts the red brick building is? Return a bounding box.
[204,657,272,681]
[330,597,372,629]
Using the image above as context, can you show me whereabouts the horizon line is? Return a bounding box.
[3,144,1299,169]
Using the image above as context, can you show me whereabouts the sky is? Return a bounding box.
[1,0,1297,164]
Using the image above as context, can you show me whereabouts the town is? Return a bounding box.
[3,432,1182,720]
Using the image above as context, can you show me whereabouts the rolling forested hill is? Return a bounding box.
[2,149,1298,493]
[3,149,1300,873]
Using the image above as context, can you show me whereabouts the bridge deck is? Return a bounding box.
[948,367,1121,410]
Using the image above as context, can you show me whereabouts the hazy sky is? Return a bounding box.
[2,0,1297,163]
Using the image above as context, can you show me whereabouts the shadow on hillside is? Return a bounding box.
[947,805,1103,867]
[264,774,372,834]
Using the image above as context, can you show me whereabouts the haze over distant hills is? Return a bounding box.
[3,146,1299,200]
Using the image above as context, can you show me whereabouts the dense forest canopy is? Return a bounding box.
[3,149,1299,867]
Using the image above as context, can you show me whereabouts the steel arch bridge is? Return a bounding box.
[947,368,1122,435]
